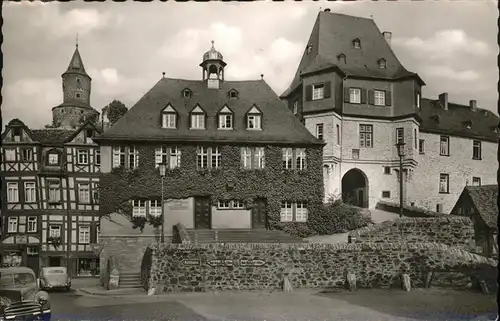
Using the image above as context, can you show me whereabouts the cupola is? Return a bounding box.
[200,40,227,89]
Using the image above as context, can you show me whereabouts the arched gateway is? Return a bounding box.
[341,168,369,208]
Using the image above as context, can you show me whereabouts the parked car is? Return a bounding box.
[39,267,71,292]
[0,266,51,321]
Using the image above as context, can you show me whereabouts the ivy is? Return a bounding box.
[100,145,325,236]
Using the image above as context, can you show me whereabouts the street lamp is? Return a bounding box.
[396,142,406,219]
[158,163,166,244]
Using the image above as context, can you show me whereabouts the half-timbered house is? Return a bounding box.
[1,44,102,277]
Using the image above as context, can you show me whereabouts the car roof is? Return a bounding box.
[0,267,35,274]
[42,267,67,271]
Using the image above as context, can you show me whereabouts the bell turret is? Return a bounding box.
[199,41,226,89]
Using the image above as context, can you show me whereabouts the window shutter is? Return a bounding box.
[216,114,220,129]
[385,91,392,106]
[175,113,178,128]
[343,87,350,103]
[90,223,96,243]
[361,89,367,104]
[368,90,375,105]
[305,85,312,101]
[188,113,192,128]
[324,81,331,98]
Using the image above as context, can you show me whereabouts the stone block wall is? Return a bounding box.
[376,201,446,217]
[147,242,496,293]
[348,217,475,250]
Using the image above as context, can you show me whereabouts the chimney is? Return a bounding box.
[324,8,331,12]
[438,93,448,111]
[382,31,392,46]
[469,100,477,112]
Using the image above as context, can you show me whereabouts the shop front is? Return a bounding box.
[75,256,100,277]
[1,234,40,275]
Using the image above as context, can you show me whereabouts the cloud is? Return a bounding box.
[100,68,120,85]
[393,29,490,60]
[423,65,480,82]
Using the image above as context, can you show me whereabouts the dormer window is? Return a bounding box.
[218,105,233,130]
[378,58,387,69]
[161,104,177,129]
[352,39,361,49]
[337,54,346,64]
[85,129,93,144]
[228,89,239,99]
[190,105,205,129]
[12,128,22,142]
[306,44,313,54]
[246,105,262,130]
[47,150,60,166]
[464,121,472,129]
[182,89,192,99]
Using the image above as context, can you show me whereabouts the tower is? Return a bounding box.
[52,42,99,129]
[199,41,226,89]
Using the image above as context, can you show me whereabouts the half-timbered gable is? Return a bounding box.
[1,120,39,173]
[65,121,102,175]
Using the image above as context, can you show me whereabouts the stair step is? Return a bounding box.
[120,284,142,289]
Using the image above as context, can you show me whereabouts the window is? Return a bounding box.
[21,149,33,162]
[76,93,81,98]
[229,90,238,99]
[150,200,161,216]
[312,84,325,100]
[374,90,385,106]
[92,182,99,204]
[155,146,181,169]
[247,115,262,130]
[79,226,90,244]
[414,129,418,149]
[132,200,146,217]
[336,125,340,144]
[183,89,191,98]
[95,149,100,165]
[349,88,361,104]
[472,140,482,160]
[316,124,324,140]
[353,39,361,49]
[218,114,233,129]
[49,225,61,238]
[112,146,139,169]
[78,183,90,204]
[293,101,298,115]
[4,148,16,161]
[77,150,88,165]
[382,191,391,198]
[12,128,22,142]
[384,167,391,175]
[359,124,373,148]
[439,174,449,194]
[440,136,450,156]
[280,201,308,222]
[197,147,220,169]
[283,148,293,169]
[48,153,59,165]
[24,182,36,203]
[296,149,306,170]
[27,247,38,256]
[162,113,176,129]
[352,149,360,159]
[7,182,19,203]
[472,177,481,186]
[416,92,421,108]
[378,59,386,69]
[8,217,18,233]
[241,147,265,169]
[419,140,425,154]
[396,128,404,144]
[48,181,61,203]
[27,217,37,233]
[191,114,205,129]
[217,200,244,209]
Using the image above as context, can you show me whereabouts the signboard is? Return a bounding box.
[168,200,189,210]
[182,259,201,266]
[207,259,265,267]
[14,235,27,245]
[240,259,266,267]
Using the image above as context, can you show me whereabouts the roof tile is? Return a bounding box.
[465,185,498,229]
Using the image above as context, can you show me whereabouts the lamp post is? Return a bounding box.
[158,163,166,244]
[396,142,406,219]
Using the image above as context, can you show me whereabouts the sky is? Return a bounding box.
[2,1,498,130]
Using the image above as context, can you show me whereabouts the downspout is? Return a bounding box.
[339,75,347,202]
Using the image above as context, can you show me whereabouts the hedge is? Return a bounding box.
[99,144,326,237]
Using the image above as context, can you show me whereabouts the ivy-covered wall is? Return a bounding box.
[99,144,324,236]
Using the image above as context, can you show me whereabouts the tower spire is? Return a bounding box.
[76,33,79,48]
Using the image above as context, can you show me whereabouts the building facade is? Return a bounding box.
[0,45,102,277]
[95,42,324,241]
[280,10,499,213]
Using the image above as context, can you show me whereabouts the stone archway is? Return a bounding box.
[341,168,369,208]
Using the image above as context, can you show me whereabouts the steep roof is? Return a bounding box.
[96,78,322,145]
[62,45,89,78]
[30,129,76,144]
[463,185,498,229]
[419,98,499,143]
[281,11,420,98]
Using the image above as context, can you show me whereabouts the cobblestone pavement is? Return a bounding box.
[48,287,497,321]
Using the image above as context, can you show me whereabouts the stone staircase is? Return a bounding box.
[119,271,142,289]
[186,229,307,244]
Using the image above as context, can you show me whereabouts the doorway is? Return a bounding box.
[251,198,267,229]
[48,256,62,267]
[341,168,369,208]
[194,196,211,229]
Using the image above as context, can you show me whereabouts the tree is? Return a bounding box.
[102,100,128,125]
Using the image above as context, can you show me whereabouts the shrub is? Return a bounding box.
[308,198,373,235]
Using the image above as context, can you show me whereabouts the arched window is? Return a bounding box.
[337,54,346,64]
[378,58,387,69]
[352,38,361,49]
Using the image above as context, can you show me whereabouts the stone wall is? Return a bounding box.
[147,242,496,293]
[376,201,446,217]
[348,217,475,250]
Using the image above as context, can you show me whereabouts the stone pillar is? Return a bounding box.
[401,274,411,292]
[346,272,356,291]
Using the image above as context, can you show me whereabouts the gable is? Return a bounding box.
[247,106,262,115]
[66,120,101,145]
[219,105,232,114]
[2,127,34,144]
[162,105,176,113]
[191,105,205,114]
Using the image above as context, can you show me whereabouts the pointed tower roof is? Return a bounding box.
[62,45,90,77]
